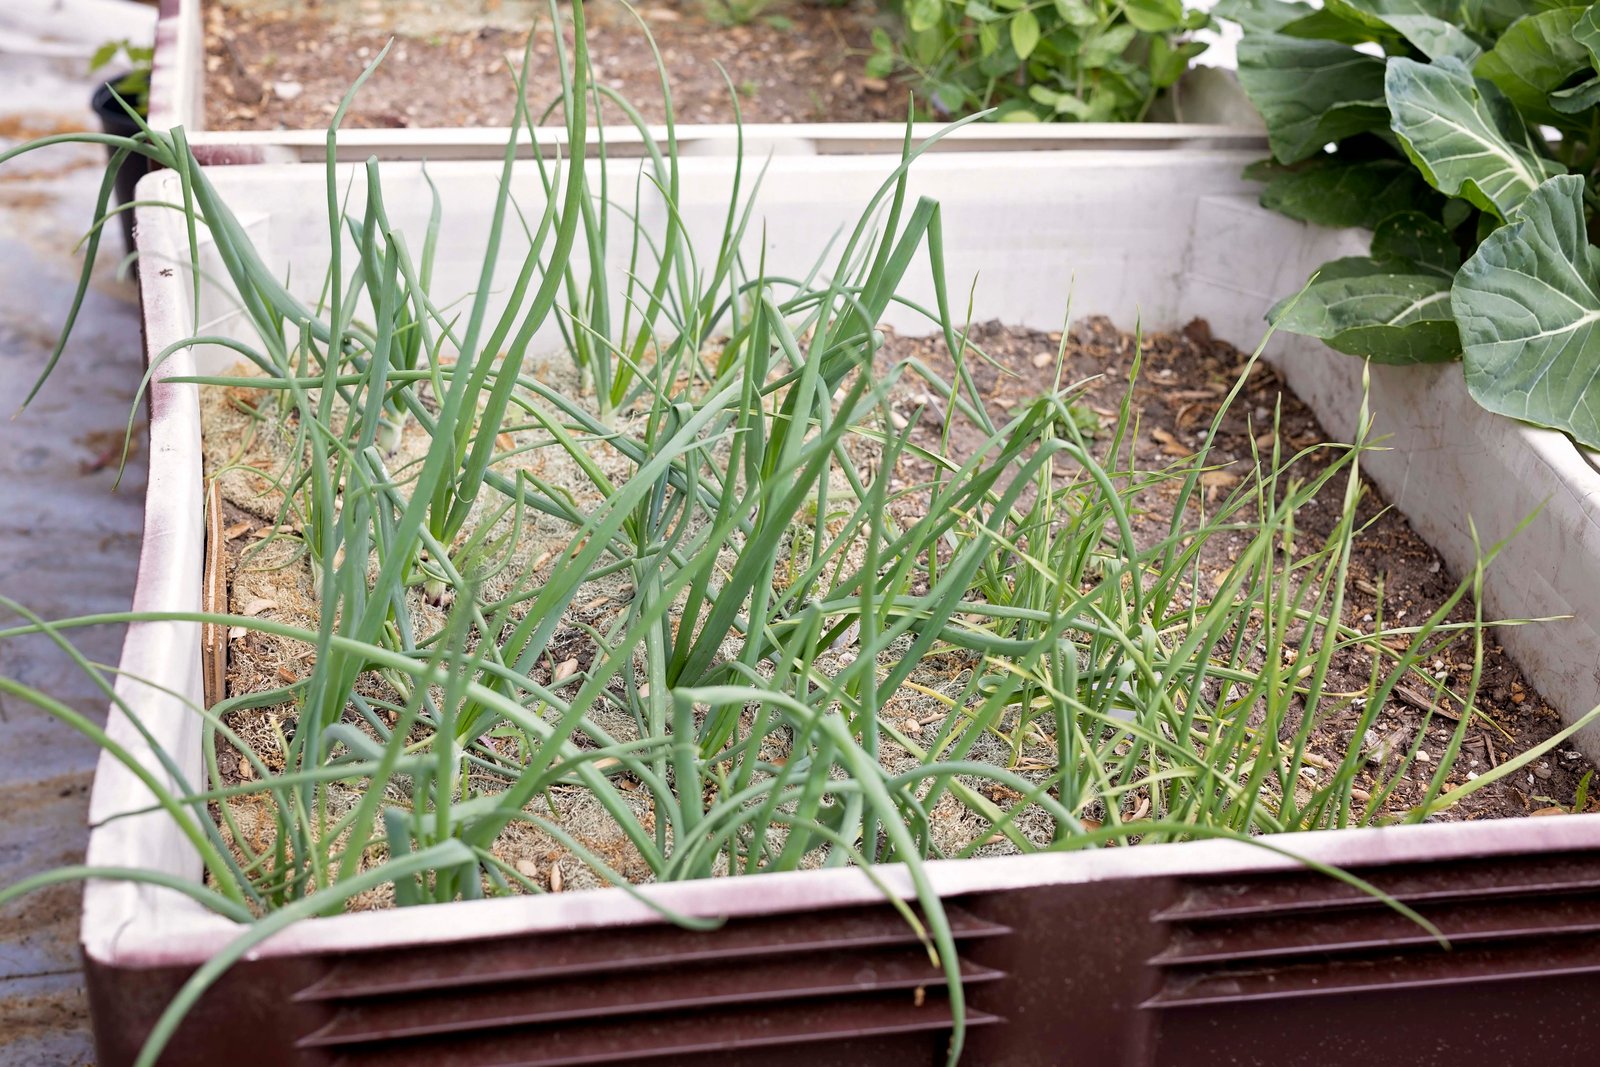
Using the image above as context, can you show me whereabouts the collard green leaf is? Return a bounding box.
[1385,56,1558,219]
[1455,175,1600,447]
[1580,4,1600,72]
[1214,0,1311,33]
[1279,7,1385,43]
[1326,0,1482,62]
[1553,76,1600,115]
[1369,210,1461,272]
[1269,251,1460,365]
[1238,35,1391,163]
[1474,7,1593,129]
[1248,156,1443,230]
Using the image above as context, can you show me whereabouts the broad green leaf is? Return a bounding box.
[1455,175,1600,447]
[1238,35,1391,163]
[1270,243,1460,364]
[1011,9,1042,59]
[909,0,942,34]
[1149,35,1207,88]
[1475,7,1593,129]
[1081,23,1138,66]
[1248,156,1442,229]
[1215,0,1313,33]
[1124,0,1185,32]
[1279,8,1386,44]
[979,19,1001,56]
[1385,56,1557,219]
[1579,4,1600,72]
[1459,0,1523,37]
[1369,210,1460,273]
[1553,76,1600,115]
[1053,0,1099,27]
[1322,0,1481,61]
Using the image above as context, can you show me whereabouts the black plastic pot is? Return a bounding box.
[90,77,149,253]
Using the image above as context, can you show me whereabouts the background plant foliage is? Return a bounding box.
[1226,0,1600,448]
[870,0,1212,121]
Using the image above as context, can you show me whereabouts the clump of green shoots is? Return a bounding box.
[4,5,1600,1067]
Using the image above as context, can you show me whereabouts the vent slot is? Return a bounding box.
[324,993,1002,1067]
[1145,851,1600,1011]
[298,903,1008,1002]
[298,903,1009,1064]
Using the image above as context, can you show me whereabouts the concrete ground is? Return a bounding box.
[0,3,158,1064]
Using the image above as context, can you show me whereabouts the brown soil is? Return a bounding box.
[203,0,908,131]
[898,317,1597,825]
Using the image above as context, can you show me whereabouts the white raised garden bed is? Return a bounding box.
[149,0,1264,163]
[87,148,1600,1064]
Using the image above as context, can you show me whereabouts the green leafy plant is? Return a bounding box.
[1225,0,1600,447]
[868,0,1212,120]
[90,38,154,116]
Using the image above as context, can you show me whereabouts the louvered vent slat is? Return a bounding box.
[295,903,1010,1064]
[300,951,1004,1048]
[325,994,1003,1067]
[1144,852,1600,1014]
[296,903,1009,1002]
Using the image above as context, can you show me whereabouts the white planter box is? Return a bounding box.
[89,149,1600,1064]
[149,0,1265,163]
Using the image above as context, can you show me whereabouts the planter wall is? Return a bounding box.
[90,151,1600,1065]
[149,0,1265,163]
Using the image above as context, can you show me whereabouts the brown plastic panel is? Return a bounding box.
[86,847,1600,1065]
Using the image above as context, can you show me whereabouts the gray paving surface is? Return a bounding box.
[0,5,157,1062]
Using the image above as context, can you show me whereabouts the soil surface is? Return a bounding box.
[203,0,909,131]
[897,317,1597,824]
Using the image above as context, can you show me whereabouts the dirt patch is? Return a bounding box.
[897,317,1597,825]
[204,0,908,131]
